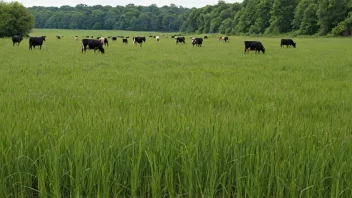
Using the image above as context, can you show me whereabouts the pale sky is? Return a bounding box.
[4,0,241,8]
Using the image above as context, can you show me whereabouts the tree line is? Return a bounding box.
[1,0,352,37]
[28,0,352,36]
[27,4,190,32]
[180,0,352,36]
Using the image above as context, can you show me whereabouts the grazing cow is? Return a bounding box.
[192,38,203,47]
[149,35,153,38]
[82,39,105,54]
[133,36,146,46]
[122,38,128,44]
[29,36,46,50]
[204,36,208,39]
[108,36,111,38]
[219,36,229,42]
[56,36,61,39]
[175,37,186,44]
[155,36,160,42]
[281,39,296,48]
[91,36,93,38]
[171,36,175,39]
[104,38,109,46]
[12,35,23,46]
[112,37,117,41]
[126,36,129,39]
[86,36,89,38]
[244,41,265,54]
[75,36,78,41]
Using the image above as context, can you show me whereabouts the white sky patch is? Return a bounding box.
[4,0,241,8]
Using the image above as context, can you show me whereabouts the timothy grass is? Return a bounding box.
[0,29,352,197]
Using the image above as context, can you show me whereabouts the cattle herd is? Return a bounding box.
[10,34,297,54]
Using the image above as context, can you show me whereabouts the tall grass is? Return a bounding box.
[0,29,351,197]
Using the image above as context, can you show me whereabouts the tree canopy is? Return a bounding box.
[0,1,34,37]
[26,0,352,36]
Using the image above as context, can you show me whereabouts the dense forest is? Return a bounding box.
[26,0,352,36]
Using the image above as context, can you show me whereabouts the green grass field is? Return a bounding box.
[1,29,352,197]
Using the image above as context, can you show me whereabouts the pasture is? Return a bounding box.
[1,29,352,197]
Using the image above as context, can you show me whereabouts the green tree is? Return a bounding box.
[267,0,297,33]
[0,2,34,37]
[300,3,319,34]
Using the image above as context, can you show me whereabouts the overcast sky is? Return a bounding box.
[4,0,241,8]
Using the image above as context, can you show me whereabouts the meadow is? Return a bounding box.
[0,29,352,197]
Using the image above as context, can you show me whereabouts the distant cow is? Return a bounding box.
[281,39,296,48]
[175,37,185,44]
[122,38,128,44]
[244,41,265,54]
[126,36,129,39]
[218,36,229,42]
[86,36,89,38]
[112,37,117,41]
[99,37,105,45]
[29,36,46,50]
[155,36,160,42]
[91,36,93,38]
[12,35,23,46]
[103,38,109,46]
[171,36,175,39]
[192,38,203,47]
[75,36,78,41]
[56,36,61,39]
[204,36,208,39]
[82,39,105,54]
[149,35,153,38]
[133,37,146,46]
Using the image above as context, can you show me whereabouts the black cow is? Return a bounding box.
[223,36,229,42]
[96,37,101,39]
[244,41,265,54]
[122,38,128,44]
[82,39,105,54]
[149,35,153,38]
[29,36,46,50]
[192,38,203,47]
[175,37,185,44]
[112,37,117,41]
[281,39,296,48]
[91,36,93,38]
[204,36,208,39]
[104,38,109,46]
[171,36,175,39]
[12,35,23,46]
[133,37,146,46]
[126,36,129,39]
[86,36,89,38]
